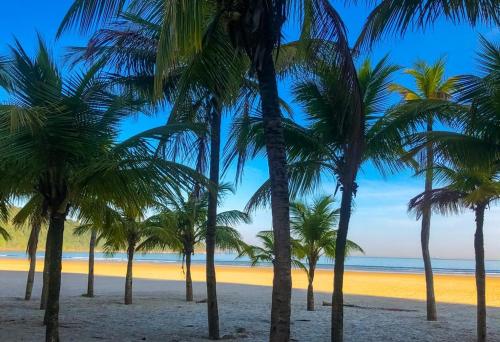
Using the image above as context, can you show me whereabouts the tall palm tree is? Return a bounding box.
[64,10,251,337]
[409,164,498,342]
[290,196,363,311]
[403,36,499,342]
[58,1,360,338]
[388,58,457,321]
[0,38,198,341]
[139,188,249,302]
[229,55,403,341]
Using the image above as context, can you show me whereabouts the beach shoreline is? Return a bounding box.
[1,257,499,307]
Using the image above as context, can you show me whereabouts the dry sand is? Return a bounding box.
[0,258,499,341]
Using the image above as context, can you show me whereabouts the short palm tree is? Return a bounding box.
[73,198,121,298]
[99,206,158,305]
[139,189,250,302]
[290,196,363,311]
[386,58,457,321]
[409,163,499,342]
[0,38,198,341]
[10,195,47,301]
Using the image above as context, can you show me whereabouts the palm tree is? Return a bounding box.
[290,196,363,311]
[239,230,305,268]
[409,164,498,342]
[74,201,115,298]
[64,10,251,336]
[58,1,360,338]
[11,195,47,301]
[0,38,198,341]
[229,54,403,341]
[410,36,500,169]
[403,36,499,342]
[387,58,457,321]
[99,207,157,305]
[139,189,250,302]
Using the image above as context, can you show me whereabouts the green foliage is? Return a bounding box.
[242,196,363,273]
[0,208,87,251]
[138,188,250,257]
[357,0,500,50]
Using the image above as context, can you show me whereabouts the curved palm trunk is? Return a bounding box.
[307,260,317,311]
[474,203,487,342]
[40,230,52,310]
[85,230,97,297]
[257,52,292,342]
[206,99,221,339]
[45,212,66,342]
[25,221,41,300]
[185,252,193,302]
[331,86,365,341]
[124,242,135,305]
[421,119,437,321]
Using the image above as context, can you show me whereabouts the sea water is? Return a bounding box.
[1,251,499,275]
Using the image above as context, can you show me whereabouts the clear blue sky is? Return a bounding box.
[0,1,498,259]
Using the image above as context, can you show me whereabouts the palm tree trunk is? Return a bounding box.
[185,252,193,302]
[45,211,66,342]
[256,51,292,342]
[85,230,97,298]
[25,221,41,300]
[40,230,52,310]
[331,177,355,342]
[206,98,221,339]
[307,262,316,311]
[474,203,487,342]
[124,242,134,305]
[421,118,437,321]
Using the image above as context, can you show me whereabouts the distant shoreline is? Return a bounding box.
[1,251,500,276]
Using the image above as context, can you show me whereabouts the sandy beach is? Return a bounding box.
[0,258,499,341]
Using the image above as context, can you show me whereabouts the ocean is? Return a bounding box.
[1,251,500,275]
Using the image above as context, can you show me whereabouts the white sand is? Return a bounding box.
[0,270,499,341]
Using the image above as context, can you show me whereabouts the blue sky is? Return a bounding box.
[0,1,498,259]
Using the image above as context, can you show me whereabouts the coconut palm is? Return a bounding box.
[73,199,120,298]
[401,35,499,342]
[409,36,500,168]
[239,230,305,268]
[0,38,198,341]
[64,10,253,335]
[58,1,361,338]
[98,206,159,305]
[385,58,458,321]
[290,196,363,311]
[10,195,47,301]
[228,54,403,341]
[409,163,499,342]
[139,188,250,302]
